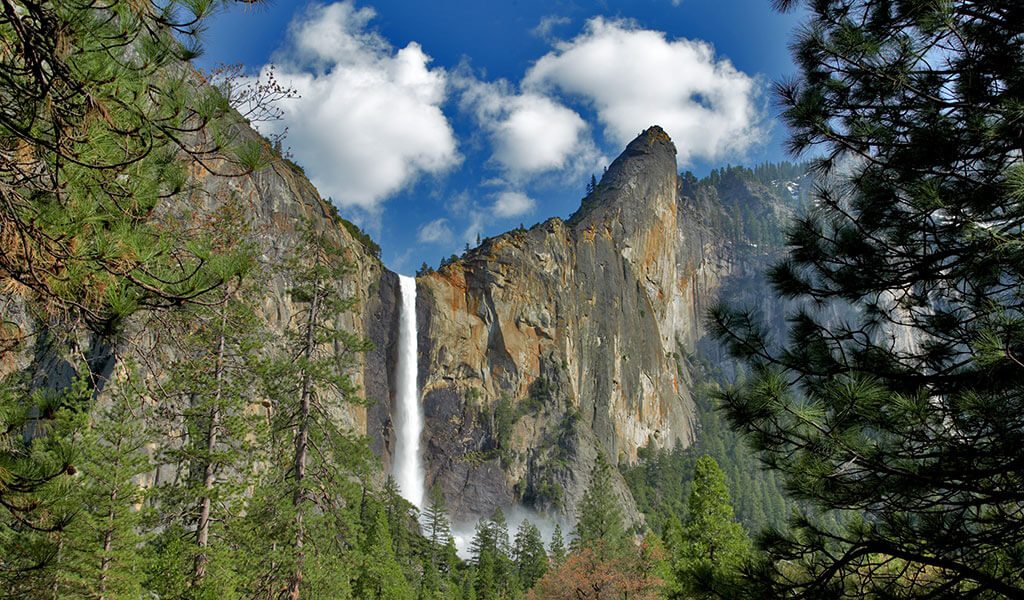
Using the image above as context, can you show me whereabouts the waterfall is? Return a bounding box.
[392,274,425,509]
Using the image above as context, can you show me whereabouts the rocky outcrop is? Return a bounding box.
[412,126,795,524]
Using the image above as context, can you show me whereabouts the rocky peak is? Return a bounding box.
[568,125,677,229]
[602,125,677,187]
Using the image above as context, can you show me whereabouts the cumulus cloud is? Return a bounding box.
[523,17,765,165]
[456,75,592,177]
[260,2,459,211]
[492,191,536,218]
[417,217,454,244]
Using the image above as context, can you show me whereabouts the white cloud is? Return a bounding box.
[523,17,765,165]
[446,189,537,247]
[417,217,454,244]
[492,191,536,218]
[260,2,459,211]
[456,74,590,177]
[532,15,570,40]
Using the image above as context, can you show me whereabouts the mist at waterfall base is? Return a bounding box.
[392,275,425,510]
[450,505,573,559]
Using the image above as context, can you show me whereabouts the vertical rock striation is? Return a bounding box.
[414,126,771,524]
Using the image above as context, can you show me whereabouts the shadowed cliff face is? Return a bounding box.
[3,117,403,487]
[413,126,756,523]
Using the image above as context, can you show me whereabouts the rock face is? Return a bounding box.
[412,126,789,524]
[9,112,806,530]
[2,116,404,485]
[178,123,404,448]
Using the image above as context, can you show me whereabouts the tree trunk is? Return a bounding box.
[288,263,320,600]
[99,435,123,600]
[194,294,229,584]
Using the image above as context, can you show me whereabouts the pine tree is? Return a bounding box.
[470,516,496,562]
[710,1,1024,597]
[668,456,750,600]
[461,569,478,600]
[151,198,266,593]
[489,508,511,558]
[3,366,155,599]
[512,519,547,590]
[547,524,567,565]
[571,453,627,556]
[0,371,81,596]
[242,221,373,599]
[58,365,159,600]
[423,486,454,567]
[0,0,273,580]
[383,475,415,564]
[474,549,498,600]
[0,0,265,343]
[354,505,414,600]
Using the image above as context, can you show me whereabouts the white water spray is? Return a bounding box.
[392,275,425,509]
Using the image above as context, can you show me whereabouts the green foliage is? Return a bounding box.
[521,378,550,414]
[424,486,455,566]
[0,0,260,338]
[711,1,1024,598]
[572,453,628,556]
[237,221,374,598]
[547,524,567,565]
[150,199,267,591]
[621,377,797,538]
[512,520,548,590]
[531,471,564,509]
[338,212,383,260]
[492,394,517,462]
[439,254,461,270]
[354,505,414,600]
[668,456,751,600]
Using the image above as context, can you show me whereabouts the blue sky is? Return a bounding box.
[196,1,805,274]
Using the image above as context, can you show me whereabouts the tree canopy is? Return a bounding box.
[712,0,1024,597]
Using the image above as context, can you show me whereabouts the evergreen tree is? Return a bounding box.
[470,509,515,600]
[0,0,260,338]
[470,516,497,562]
[461,569,478,600]
[383,475,414,562]
[0,371,82,596]
[572,453,627,556]
[420,560,443,600]
[354,505,414,600]
[489,508,511,558]
[0,0,273,581]
[424,486,454,567]
[474,549,498,600]
[512,519,547,590]
[711,0,1024,597]
[152,199,266,593]
[240,221,373,599]
[547,523,566,565]
[13,366,155,599]
[668,456,750,600]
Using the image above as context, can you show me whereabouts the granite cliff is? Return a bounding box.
[8,115,805,528]
[406,127,805,523]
